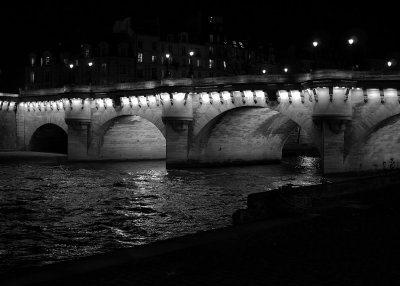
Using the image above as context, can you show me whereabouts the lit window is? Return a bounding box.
[197,59,200,67]
[209,34,214,43]
[45,56,50,65]
[75,60,79,66]
[223,61,226,70]
[209,59,214,69]
[210,16,213,23]
[152,55,156,63]
[138,53,143,62]
[101,63,107,72]
[30,57,35,66]
[30,71,35,83]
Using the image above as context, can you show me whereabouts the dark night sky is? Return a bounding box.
[1,0,399,92]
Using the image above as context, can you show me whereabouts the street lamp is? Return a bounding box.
[165,53,171,78]
[312,40,319,69]
[284,67,288,73]
[387,61,392,67]
[262,69,266,74]
[348,38,354,45]
[87,61,93,84]
[188,51,194,78]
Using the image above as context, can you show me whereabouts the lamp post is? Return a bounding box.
[312,40,319,70]
[88,61,93,84]
[347,36,357,70]
[68,63,74,84]
[188,51,194,78]
[165,53,171,78]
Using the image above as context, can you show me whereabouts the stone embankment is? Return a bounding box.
[233,171,400,225]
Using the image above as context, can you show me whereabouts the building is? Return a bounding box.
[24,16,275,90]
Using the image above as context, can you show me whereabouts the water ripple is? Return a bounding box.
[0,156,322,274]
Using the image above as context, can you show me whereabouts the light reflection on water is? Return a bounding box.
[0,156,322,273]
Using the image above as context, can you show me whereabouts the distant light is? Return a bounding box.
[284,68,288,73]
[262,69,267,74]
[166,53,170,59]
[348,38,354,45]
[88,62,93,67]
[69,64,74,69]
[387,61,392,67]
[189,51,194,56]
[312,41,318,47]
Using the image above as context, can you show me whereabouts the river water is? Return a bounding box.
[0,156,322,274]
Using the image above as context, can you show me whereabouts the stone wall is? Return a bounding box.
[16,108,67,151]
[0,111,16,150]
[188,107,299,164]
[93,115,165,160]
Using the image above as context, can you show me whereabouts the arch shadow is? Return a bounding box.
[29,123,68,154]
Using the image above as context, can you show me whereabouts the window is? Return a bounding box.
[118,43,129,57]
[197,48,201,57]
[182,46,186,56]
[30,71,35,83]
[45,71,50,82]
[223,61,227,70]
[152,55,156,63]
[161,44,165,53]
[209,46,214,56]
[209,59,214,69]
[152,42,157,51]
[181,33,187,43]
[209,34,214,43]
[45,56,50,65]
[99,42,109,56]
[151,68,157,79]
[138,53,143,62]
[197,59,200,67]
[138,41,143,49]
[101,63,107,73]
[120,64,127,74]
[137,69,144,78]
[30,57,35,66]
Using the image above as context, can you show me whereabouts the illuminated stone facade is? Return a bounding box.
[4,71,400,174]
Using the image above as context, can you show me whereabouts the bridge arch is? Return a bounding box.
[345,114,400,171]
[88,114,166,160]
[189,106,319,164]
[29,123,68,153]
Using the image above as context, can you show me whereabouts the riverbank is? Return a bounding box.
[0,151,67,164]
[1,177,400,285]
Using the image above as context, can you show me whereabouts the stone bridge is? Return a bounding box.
[2,70,400,175]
